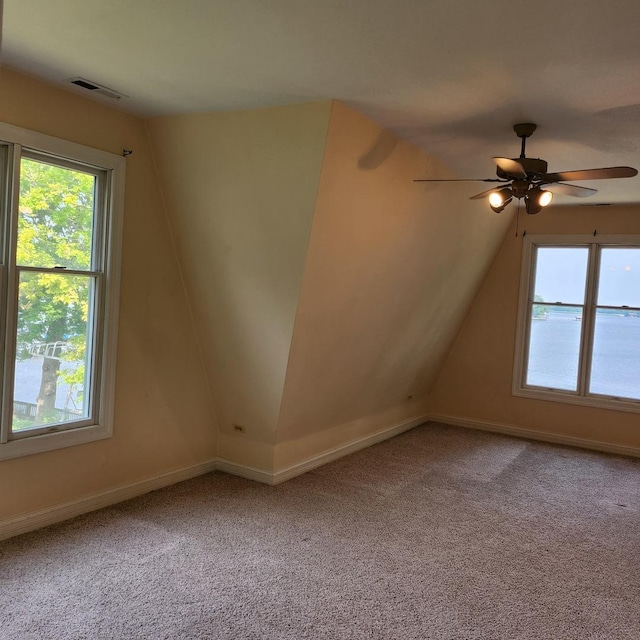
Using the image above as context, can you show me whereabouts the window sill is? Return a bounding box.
[512,386,640,415]
[0,423,111,461]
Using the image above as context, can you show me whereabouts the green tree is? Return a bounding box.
[532,294,547,319]
[16,158,94,423]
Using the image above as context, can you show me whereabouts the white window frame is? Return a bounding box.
[0,122,124,461]
[513,234,640,414]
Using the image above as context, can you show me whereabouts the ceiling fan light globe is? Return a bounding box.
[489,192,504,207]
[539,190,553,207]
[488,187,513,211]
[527,186,553,214]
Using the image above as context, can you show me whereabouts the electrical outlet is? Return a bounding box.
[232,424,246,433]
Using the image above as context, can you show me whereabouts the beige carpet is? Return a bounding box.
[2,423,640,639]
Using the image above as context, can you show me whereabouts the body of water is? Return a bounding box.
[528,312,640,400]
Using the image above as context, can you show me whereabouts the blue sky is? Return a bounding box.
[534,247,640,307]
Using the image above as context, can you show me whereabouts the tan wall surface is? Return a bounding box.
[429,204,640,448]
[274,102,513,468]
[146,102,332,470]
[0,68,217,521]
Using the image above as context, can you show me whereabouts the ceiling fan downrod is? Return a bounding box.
[514,123,537,159]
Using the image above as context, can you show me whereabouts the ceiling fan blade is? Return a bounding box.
[469,186,502,200]
[544,166,638,182]
[543,182,597,198]
[493,157,527,178]
[413,178,503,183]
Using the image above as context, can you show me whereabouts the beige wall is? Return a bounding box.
[7,64,590,524]
[274,102,513,468]
[429,204,640,448]
[146,102,332,470]
[0,68,218,521]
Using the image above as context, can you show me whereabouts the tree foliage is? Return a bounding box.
[532,294,548,319]
[18,158,94,270]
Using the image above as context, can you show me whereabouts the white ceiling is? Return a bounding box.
[4,0,640,204]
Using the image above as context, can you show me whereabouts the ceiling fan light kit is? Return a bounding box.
[489,187,513,213]
[524,185,554,215]
[414,123,638,214]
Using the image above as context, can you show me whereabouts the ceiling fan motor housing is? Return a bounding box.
[513,123,537,138]
[510,179,529,198]
[496,157,548,181]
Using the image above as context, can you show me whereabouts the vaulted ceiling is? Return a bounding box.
[4,0,640,204]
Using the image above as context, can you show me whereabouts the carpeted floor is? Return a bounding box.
[2,422,640,639]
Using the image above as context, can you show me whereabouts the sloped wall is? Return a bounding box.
[146,102,332,470]
[274,102,513,469]
[429,204,640,449]
[0,68,218,522]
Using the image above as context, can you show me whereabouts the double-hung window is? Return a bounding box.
[514,234,640,412]
[0,123,124,460]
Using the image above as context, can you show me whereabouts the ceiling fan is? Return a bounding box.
[414,123,638,214]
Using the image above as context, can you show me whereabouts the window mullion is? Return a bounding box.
[577,244,599,397]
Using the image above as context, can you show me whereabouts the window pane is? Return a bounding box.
[526,305,582,391]
[589,311,640,400]
[12,271,94,432]
[597,248,640,308]
[17,157,95,270]
[533,247,589,305]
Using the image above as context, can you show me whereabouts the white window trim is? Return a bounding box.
[0,122,125,461]
[513,233,640,415]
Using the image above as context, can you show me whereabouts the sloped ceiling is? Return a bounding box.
[275,102,512,462]
[3,0,640,204]
[145,102,333,469]
[144,99,512,469]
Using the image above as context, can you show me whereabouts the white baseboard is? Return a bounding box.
[216,415,429,486]
[208,414,429,486]
[272,414,429,484]
[15,411,634,541]
[215,459,274,485]
[0,459,218,542]
[427,413,640,459]
[1,415,429,541]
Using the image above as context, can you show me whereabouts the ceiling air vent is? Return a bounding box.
[68,77,127,101]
